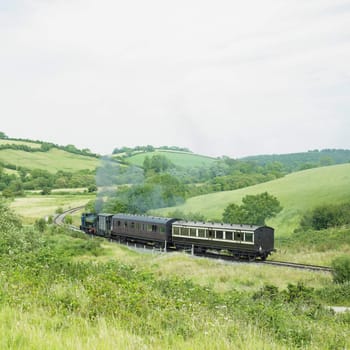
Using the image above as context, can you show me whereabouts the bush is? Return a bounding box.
[35,218,47,232]
[331,256,350,283]
[299,202,350,230]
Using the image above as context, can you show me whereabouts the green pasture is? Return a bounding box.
[0,139,41,148]
[155,163,350,237]
[3,168,19,176]
[126,150,217,168]
[10,194,94,224]
[0,148,99,172]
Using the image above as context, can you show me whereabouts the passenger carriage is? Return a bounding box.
[171,220,274,260]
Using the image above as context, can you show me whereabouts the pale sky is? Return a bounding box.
[1,0,350,158]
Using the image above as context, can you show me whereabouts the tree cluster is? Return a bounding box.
[0,166,96,197]
[299,202,350,231]
[222,192,282,225]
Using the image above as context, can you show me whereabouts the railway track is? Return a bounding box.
[195,251,333,272]
[53,206,85,227]
[261,260,333,272]
[55,206,334,273]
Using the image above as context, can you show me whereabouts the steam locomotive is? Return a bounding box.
[80,212,275,260]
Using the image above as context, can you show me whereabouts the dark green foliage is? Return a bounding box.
[222,192,282,225]
[0,137,99,157]
[0,162,97,195]
[331,256,350,284]
[143,154,175,175]
[285,226,350,252]
[104,173,186,214]
[317,282,350,305]
[243,149,350,172]
[88,184,97,192]
[41,187,52,195]
[34,218,47,232]
[222,203,248,224]
[166,209,206,221]
[299,202,350,230]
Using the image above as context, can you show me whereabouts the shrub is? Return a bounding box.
[299,202,350,230]
[331,256,350,283]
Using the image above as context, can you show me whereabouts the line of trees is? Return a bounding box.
[0,166,96,197]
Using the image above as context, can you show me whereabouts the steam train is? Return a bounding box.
[80,212,275,260]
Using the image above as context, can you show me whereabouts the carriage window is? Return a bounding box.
[124,221,128,227]
[173,227,180,235]
[234,232,242,241]
[216,230,223,239]
[131,222,135,229]
[244,233,253,242]
[190,228,197,237]
[180,227,189,236]
[198,229,205,237]
[160,225,165,233]
[225,231,233,240]
[147,224,153,232]
[136,223,140,230]
[207,230,214,238]
[152,225,157,232]
[117,220,121,226]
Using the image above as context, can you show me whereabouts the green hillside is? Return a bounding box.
[154,163,350,237]
[124,150,217,168]
[0,148,99,173]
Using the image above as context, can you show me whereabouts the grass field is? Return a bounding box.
[126,150,217,168]
[10,194,94,224]
[0,148,99,172]
[88,242,333,293]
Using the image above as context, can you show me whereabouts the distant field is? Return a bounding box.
[10,194,94,224]
[154,163,350,237]
[0,148,99,172]
[0,139,41,148]
[126,150,217,168]
[3,168,19,176]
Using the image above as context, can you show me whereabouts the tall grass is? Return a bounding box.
[1,201,349,349]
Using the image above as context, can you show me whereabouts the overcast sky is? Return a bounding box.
[1,0,350,158]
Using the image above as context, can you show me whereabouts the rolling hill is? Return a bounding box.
[0,148,99,173]
[0,138,100,173]
[120,149,217,168]
[153,163,350,237]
